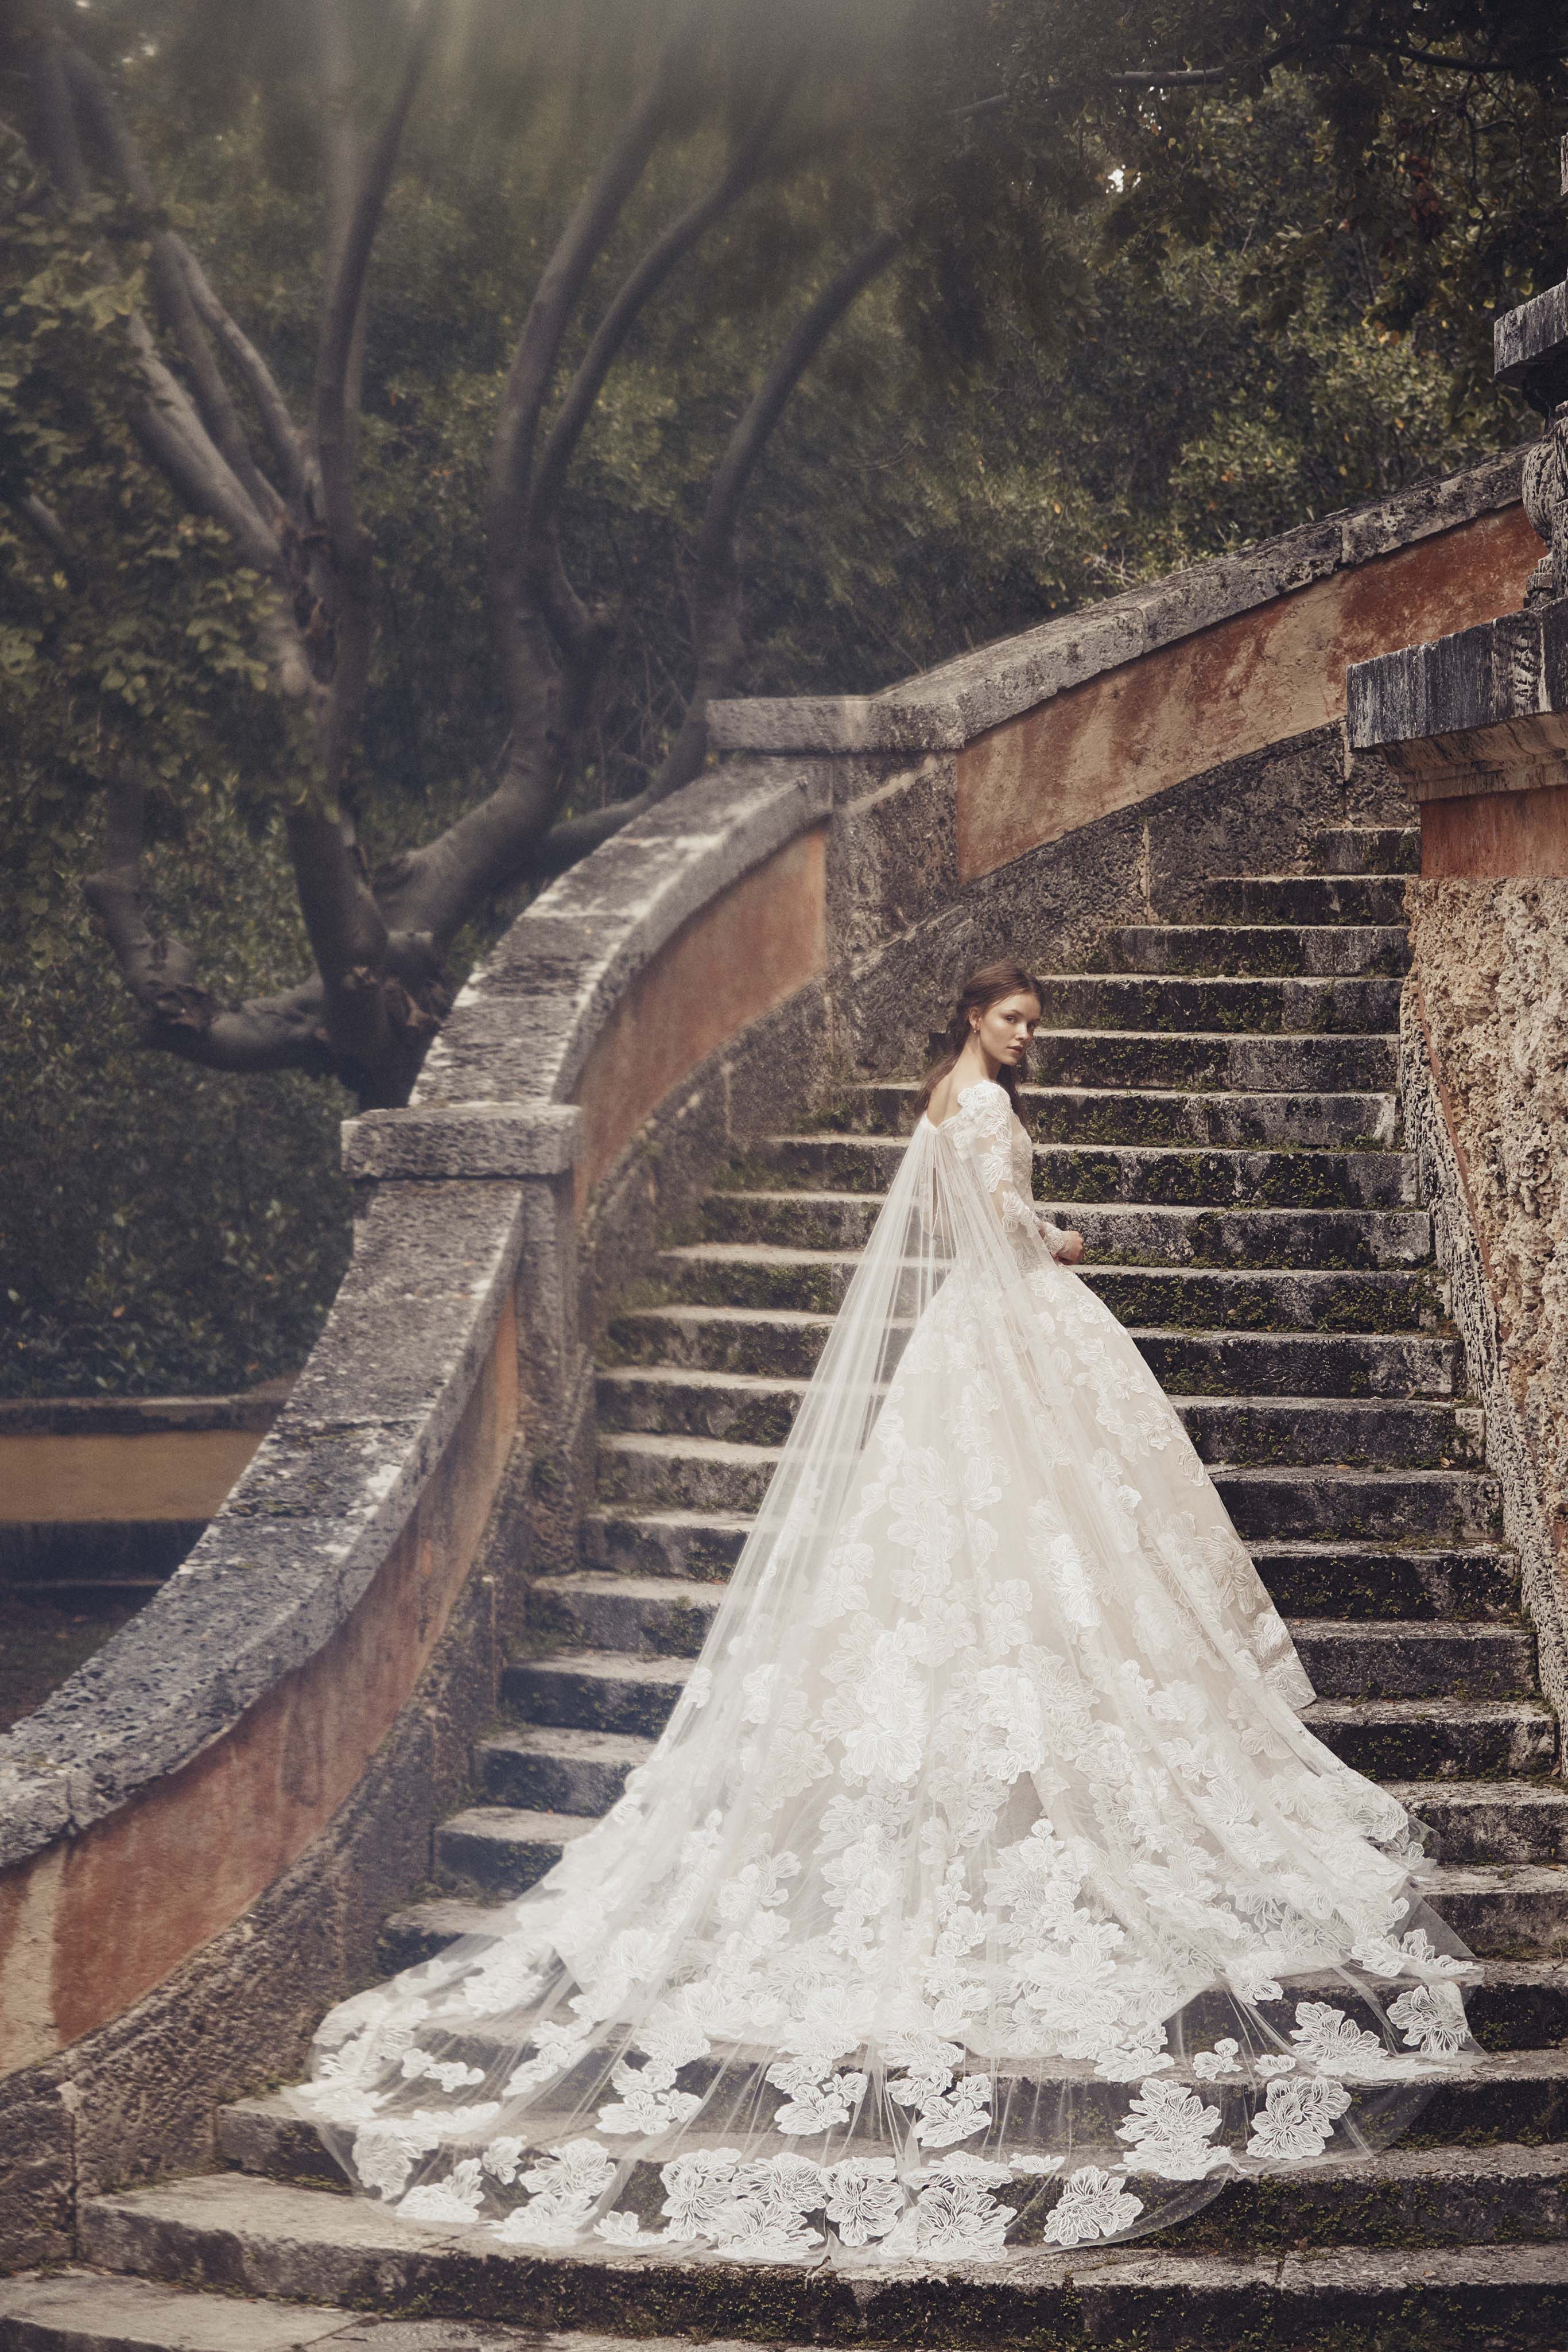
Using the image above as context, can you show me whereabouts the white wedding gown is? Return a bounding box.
[292,1078,1478,2261]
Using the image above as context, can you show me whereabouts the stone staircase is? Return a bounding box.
[9,822,1568,2350]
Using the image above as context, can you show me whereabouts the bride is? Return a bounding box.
[293,958,1479,2262]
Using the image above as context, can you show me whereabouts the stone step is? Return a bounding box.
[1127,1329,1459,1398]
[611,1306,1459,1394]
[846,1080,1399,1151]
[1026,1204,1438,1271]
[520,1575,1530,1695]
[479,1734,1563,1874]
[1090,923,1411,979]
[501,1648,690,1738]
[1310,824,1421,875]
[597,1368,1482,1468]
[373,1874,1568,2046]
[700,1191,1433,1269]
[1248,1543,1520,1624]
[433,1806,597,1897]
[203,2109,1568,2266]
[71,2171,1568,2342]
[1027,1087,1399,1151]
[1201,874,1410,926]
[764,1134,1421,1206]
[378,1894,502,1973]
[525,1572,719,1659]
[651,1245,1444,1329]
[1175,1397,1483,1470]
[579,1505,751,1582]
[478,1723,655,1817]
[1212,1466,1503,1546]
[434,1805,597,1899]
[593,1442,1504,1542]
[0,2269,376,2352]
[1030,1028,1398,1093]
[1291,1621,1534,1701]
[502,1643,1544,1777]
[1035,971,1406,1034]
[1301,1699,1555,1782]
[607,1304,838,1379]
[1387,1780,1568,1866]
[578,1509,1518,1623]
[217,2051,1568,2173]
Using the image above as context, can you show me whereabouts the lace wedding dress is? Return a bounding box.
[292,1078,1479,2261]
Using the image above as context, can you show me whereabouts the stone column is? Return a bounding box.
[343,1100,591,1575]
[1346,137,1568,873]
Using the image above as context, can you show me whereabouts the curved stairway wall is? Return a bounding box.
[0,446,1543,2268]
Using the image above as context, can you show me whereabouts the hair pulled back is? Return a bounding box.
[913,958,1044,1120]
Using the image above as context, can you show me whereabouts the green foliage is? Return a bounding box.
[0,802,352,1399]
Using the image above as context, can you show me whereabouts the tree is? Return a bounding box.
[972,0,1567,426]
[1,0,909,1110]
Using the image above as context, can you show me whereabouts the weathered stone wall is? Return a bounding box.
[1404,883,1568,1710]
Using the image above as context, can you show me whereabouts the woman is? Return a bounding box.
[293,960,1478,2262]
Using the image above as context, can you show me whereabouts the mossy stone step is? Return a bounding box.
[650,1245,1443,1330]
[73,2171,1568,2345]
[1201,874,1410,926]
[610,1307,1460,1396]
[844,1080,1399,1150]
[596,1365,1482,1468]
[585,1462,1509,1557]
[698,1193,1435,1268]
[518,1575,1530,1698]
[1035,973,1405,1034]
[1311,825,1420,875]
[500,1641,1547,1782]
[1031,1028,1399,1093]
[761,1134,1419,1206]
[576,1513,1517,1623]
[1091,923,1411,979]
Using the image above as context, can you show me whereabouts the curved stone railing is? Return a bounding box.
[0,445,1535,2254]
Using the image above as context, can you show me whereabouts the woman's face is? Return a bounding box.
[972,989,1041,1068]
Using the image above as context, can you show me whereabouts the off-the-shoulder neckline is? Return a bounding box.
[922,1077,1008,1133]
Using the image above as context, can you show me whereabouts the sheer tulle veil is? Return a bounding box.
[290,1080,1479,2262]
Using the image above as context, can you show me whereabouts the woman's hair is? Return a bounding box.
[913,959,1045,1119]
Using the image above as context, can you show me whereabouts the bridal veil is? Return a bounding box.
[291,1078,1478,2261]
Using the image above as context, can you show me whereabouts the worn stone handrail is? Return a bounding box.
[0,447,1541,2258]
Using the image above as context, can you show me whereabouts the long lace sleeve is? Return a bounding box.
[953,1082,1077,1261]
[952,1081,1041,1241]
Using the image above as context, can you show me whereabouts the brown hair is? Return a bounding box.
[913,960,1044,1120]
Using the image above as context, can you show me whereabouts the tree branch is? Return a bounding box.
[15,28,286,574]
[312,0,440,801]
[528,72,798,535]
[648,222,901,802]
[24,20,87,203]
[62,40,278,519]
[173,238,307,511]
[125,312,284,572]
[83,778,337,1077]
[314,0,440,561]
[485,3,704,736]
[9,489,85,589]
[284,800,394,1077]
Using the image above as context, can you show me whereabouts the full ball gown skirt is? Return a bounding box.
[290,1078,1480,2261]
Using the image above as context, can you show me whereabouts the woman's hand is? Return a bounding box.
[1054,1229,1085,1265]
